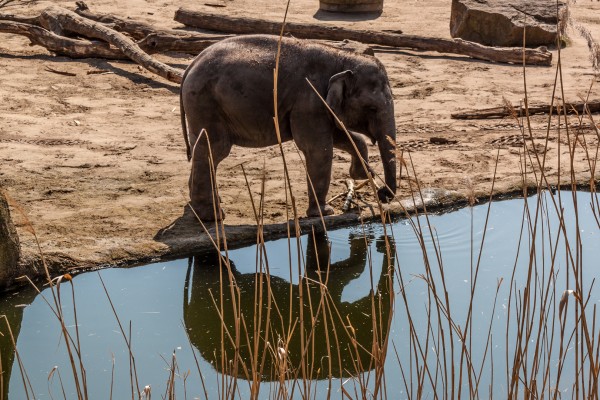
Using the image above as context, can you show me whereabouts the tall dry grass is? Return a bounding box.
[2,2,600,399]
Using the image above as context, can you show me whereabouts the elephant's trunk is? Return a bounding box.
[376,116,397,203]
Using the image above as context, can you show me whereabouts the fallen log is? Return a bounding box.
[0,12,40,25]
[73,2,374,55]
[74,0,163,40]
[174,8,552,66]
[0,9,374,63]
[0,20,127,59]
[452,99,600,119]
[136,32,228,54]
[0,7,230,55]
[74,1,228,43]
[39,5,183,83]
[74,1,233,54]
[138,32,374,55]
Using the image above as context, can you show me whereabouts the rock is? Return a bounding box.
[0,190,20,289]
[450,0,567,47]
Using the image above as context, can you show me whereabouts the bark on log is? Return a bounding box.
[451,99,600,119]
[0,12,40,25]
[0,20,128,59]
[74,1,216,42]
[73,2,374,55]
[174,8,552,66]
[136,32,228,54]
[137,31,374,55]
[0,10,373,62]
[74,0,161,39]
[39,6,183,83]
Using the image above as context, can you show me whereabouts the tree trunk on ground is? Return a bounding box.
[39,5,183,83]
[0,19,128,59]
[74,0,165,40]
[451,99,600,119]
[174,8,553,66]
[0,190,20,290]
[74,2,374,55]
[74,1,217,41]
[0,6,373,70]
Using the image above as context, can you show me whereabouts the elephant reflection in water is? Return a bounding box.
[183,230,395,380]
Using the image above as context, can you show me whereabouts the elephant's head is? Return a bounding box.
[326,62,397,203]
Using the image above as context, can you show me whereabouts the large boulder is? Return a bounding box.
[0,190,20,288]
[450,0,567,47]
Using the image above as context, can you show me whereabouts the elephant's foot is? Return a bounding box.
[191,202,226,222]
[306,204,335,218]
[377,187,395,203]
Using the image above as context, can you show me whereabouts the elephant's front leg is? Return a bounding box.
[304,145,335,217]
[189,132,231,221]
[333,130,372,180]
[294,134,335,217]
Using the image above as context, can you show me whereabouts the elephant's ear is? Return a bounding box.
[326,70,354,118]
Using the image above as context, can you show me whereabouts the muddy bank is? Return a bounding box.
[1,0,600,290]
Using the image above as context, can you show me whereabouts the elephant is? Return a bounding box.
[180,34,397,221]
[183,229,396,380]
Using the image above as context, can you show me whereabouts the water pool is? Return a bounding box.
[1,190,599,398]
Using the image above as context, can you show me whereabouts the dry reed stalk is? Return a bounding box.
[109,353,115,400]
[163,350,176,399]
[9,2,600,399]
[401,152,460,395]
[3,194,92,399]
[47,365,68,400]
[1,315,34,399]
[97,273,140,398]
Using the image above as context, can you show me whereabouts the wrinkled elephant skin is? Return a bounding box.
[180,34,397,221]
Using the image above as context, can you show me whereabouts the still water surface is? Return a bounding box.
[1,191,599,398]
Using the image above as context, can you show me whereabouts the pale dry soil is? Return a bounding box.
[1,0,600,280]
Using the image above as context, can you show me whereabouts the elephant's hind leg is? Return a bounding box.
[189,127,231,221]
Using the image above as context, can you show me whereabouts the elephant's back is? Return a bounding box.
[194,35,280,71]
[188,34,354,79]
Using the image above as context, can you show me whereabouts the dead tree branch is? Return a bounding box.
[342,179,355,212]
[174,8,553,66]
[38,5,183,83]
[452,99,600,119]
[73,2,373,55]
[0,20,127,59]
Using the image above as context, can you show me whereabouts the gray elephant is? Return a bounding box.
[180,34,396,221]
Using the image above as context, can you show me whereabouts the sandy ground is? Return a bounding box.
[1,0,600,280]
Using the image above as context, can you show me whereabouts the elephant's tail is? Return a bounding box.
[180,66,192,162]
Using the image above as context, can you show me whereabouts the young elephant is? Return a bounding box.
[181,34,396,221]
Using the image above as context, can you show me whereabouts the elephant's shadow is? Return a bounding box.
[153,205,257,253]
[183,229,396,380]
[154,204,206,244]
[153,204,364,257]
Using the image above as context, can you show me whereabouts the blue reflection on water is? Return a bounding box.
[3,190,599,398]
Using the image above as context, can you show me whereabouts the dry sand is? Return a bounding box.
[1,0,599,280]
